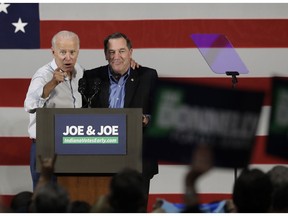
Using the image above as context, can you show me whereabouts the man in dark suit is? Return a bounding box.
[82,32,158,202]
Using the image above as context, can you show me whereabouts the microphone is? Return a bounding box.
[78,78,88,108]
[87,78,101,108]
[78,78,87,95]
[90,78,101,95]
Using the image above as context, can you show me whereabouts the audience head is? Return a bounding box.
[68,200,91,213]
[267,165,288,212]
[10,191,33,213]
[31,182,70,213]
[108,167,147,213]
[271,183,288,212]
[232,168,273,213]
[267,165,288,188]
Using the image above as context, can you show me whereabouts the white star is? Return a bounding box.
[12,18,28,33]
[0,3,10,14]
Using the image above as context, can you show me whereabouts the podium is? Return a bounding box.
[36,108,143,205]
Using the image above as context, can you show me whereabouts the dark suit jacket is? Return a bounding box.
[83,65,159,178]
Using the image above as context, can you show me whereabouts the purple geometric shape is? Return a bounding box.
[191,33,249,74]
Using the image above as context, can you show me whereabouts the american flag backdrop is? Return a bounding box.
[1,2,288,211]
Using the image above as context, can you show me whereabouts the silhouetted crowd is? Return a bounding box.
[2,147,288,213]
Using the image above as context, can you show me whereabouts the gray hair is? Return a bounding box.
[51,30,80,49]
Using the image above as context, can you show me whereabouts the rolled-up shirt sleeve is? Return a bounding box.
[24,74,50,113]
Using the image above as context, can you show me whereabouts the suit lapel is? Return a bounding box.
[99,66,110,108]
[124,69,139,108]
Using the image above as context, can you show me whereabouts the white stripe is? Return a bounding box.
[1,48,288,78]
[197,168,235,194]
[0,108,29,137]
[256,106,270,136]
[249,163,288,172]
[0,166,32,195]
[39,3,288,20]
[150,165,235,194]
[150,165,189,194]
[16,0,288,4]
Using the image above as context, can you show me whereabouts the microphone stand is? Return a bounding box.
[79,91,97,108]
[81,94,88,108]
[87,91,98,108]
[87,79,101,108]
[78,78,100,108]
[226,71,240,181]
[78,77,88,108]
[226,71,239,89]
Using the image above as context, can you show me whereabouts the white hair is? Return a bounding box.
[51,30,80,49]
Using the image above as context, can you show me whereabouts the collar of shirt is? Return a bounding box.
[108,66,130,84]
[108,67,131,108]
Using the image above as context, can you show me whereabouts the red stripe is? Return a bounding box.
[0,137,31,165]
[40,19,288,49]
[198,193,232,204]
[0,77,272,107]
[1,195,13,211]
[0,79,30,107]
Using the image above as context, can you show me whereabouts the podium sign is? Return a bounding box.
[55,114,127,155]
[145,80,264,168]
[36,108,143,173]
[267,77,288,159]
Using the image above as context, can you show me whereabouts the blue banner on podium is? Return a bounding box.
[55,114,126,155]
